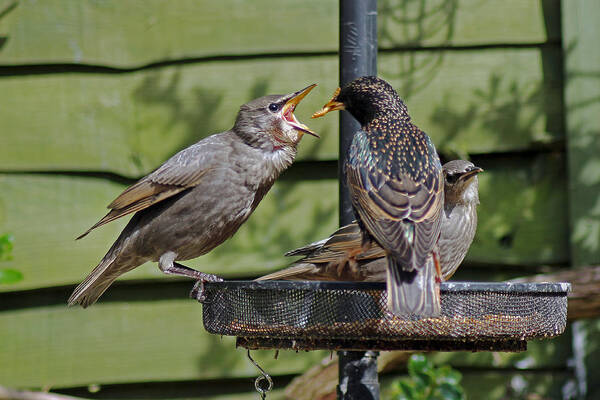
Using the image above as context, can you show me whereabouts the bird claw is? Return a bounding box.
[189,274,224,303]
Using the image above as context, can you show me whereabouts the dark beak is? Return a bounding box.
[459,166,484,181]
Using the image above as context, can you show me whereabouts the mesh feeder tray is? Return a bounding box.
[201,281,570,352]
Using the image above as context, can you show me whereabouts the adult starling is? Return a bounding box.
[257,160,482,282]
[312,76,444,317]
[69,84,318,307]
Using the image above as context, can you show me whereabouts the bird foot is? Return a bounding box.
[189,273,224,303]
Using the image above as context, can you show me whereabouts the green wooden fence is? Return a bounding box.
[0,0,597,398]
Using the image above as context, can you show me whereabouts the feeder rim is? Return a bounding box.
[205,280,571,293]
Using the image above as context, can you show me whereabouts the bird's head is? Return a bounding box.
[234,84,319,150]
[443,160,483,206]
[312,76,408,125]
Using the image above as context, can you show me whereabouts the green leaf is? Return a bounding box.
[0,234,14,261]
[388,355,465,400]
[0,268,23,284]
[440,368,462,386]
[397,380,417,400]
[408,354,433,390]
[408,354,428,374]
[437,382,464,400]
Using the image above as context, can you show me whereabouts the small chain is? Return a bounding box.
[246,350,273,399]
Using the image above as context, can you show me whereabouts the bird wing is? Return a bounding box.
[286,222,385,264]
[346,134,443,270]
[77,137,225,239]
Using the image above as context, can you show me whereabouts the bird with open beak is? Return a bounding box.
[312,76,444,318]
[69,84,318,307]
[257,160,483,283]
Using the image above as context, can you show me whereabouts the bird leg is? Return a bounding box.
[158,253,223,302]
[433,251,442,284]
[189,275,224,303]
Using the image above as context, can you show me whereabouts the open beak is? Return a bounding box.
[282,84,319,138]
[459,166,484,182]
[312,88,345,118]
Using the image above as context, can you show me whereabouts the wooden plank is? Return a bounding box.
[562,0,600,267]
[0,299,328,388]
[468,152,568,266]
[561,2,600,398]
[378,0,560,48]
[0,48,563,175]
[0,152,568,292]
[0,1,559,67]
[0,0,337,66]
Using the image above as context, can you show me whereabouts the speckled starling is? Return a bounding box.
[257,160,482,283]
[312,76,444,317]
[69,84,318,308]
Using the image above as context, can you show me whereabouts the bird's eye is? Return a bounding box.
[268,103,281,112]
[446,174,459,184]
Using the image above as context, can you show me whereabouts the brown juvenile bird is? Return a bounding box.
[312,76,444,317]
[257,160,482,282]
[69,85,318,307]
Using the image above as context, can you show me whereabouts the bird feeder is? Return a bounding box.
[202,281,570,353]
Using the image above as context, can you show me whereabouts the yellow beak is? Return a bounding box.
[312,87,345,118]
[282,84,319,138]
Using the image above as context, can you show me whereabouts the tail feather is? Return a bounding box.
[386,254,441,318]
[68,252,120,308]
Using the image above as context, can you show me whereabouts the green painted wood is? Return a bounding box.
[0,48,563,175]
[561,2,600,399]
[562,0,600,267]
[0,174,339,292]
[0,299,328,388]
[378,0,560,48]
[0,0,558,67]
[469,152,569,266]
[0,152,568,292]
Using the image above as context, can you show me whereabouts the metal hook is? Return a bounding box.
[246,350,273,399]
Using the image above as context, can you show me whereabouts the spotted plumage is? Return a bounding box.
[257,160,482,284]
[313,76,444,317]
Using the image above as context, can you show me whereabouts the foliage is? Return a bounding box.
[386,354,465,400]
[0,234,22,284]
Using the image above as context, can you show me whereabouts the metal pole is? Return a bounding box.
[337,0,379,399]
[337,351,380,400]
[339,0,377,226]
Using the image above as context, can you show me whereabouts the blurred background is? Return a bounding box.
[0,0,598,399]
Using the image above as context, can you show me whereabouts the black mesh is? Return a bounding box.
[202,281,569,350]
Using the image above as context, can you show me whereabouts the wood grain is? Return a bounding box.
[0,299,327,388]
[0,48,562,175]
[0,0,558,67]
[562,0,600,267]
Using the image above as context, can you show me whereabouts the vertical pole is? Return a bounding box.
[337,1,379,399]
[338,0,378,225]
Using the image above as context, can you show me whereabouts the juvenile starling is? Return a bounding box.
[312,76,444,317]
[257,160,482,282]
[69,85,318,307]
